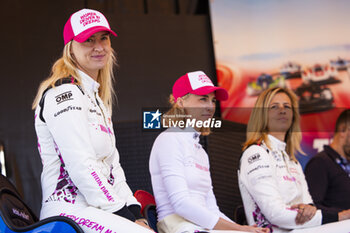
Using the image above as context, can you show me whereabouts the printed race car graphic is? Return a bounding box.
[330,57,350,71]
[302,64,340,85]
[247,73,286,96]
[280,62,302,79]
[295,82,334,114]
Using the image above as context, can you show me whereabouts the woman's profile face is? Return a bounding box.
[71,31,112,78]
[179,92,216,122]
[267,92,293,134]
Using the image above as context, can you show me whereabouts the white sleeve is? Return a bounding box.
[151,134,220,229]
[43,85,126,212]
[240,145,322,229]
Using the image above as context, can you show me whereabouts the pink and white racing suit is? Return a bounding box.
[34,70,153,233]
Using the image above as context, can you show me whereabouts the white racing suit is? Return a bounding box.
[34,70,153,233]
[150,127,237,233]
[238,134,350,233]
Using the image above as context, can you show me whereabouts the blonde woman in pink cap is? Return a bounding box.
[32,9,153,233]
[149,71,269,233]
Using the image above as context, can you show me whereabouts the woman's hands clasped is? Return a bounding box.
[291,203,317,225]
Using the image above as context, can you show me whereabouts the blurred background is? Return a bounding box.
[0,0,232,217]
[1,0,349,220]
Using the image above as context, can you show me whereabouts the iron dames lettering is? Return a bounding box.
[56,91,73,104]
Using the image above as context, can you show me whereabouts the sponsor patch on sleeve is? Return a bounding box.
[54,106,82,117]
[247,165,270,175]
[248,153,261,164]
[56,91,73,104]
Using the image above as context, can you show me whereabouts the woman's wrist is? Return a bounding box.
[236,224,249,231]
[213,218,244,231]
[136,218,149,225]
[339,209,350,221]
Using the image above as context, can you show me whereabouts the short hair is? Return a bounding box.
[243,87,303,161]
[335,109,350,133]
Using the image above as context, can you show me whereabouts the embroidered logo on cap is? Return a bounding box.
[70,9,109,36]
[187,71,214,90]
[80,12,101,26]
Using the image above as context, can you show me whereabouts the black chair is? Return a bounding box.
[134,189,159,232]
[233,205,247,225]
[142,204,158,232]
[0,174,84,233]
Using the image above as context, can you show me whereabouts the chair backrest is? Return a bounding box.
[0,215,85,233]
[134,190,156,213]
[0,174,84,233]
[134,190,158,232]
[0,174,38,228]
[143,204,158,232]
[233,205,247,225]
[0,189,37,228]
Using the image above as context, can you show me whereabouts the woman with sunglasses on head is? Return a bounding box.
[149,71,269,233]
[32,8,153,233]
[239,87,350,233]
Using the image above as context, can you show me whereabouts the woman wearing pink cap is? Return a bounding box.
[32,9,153,233]
[149,71,269,233]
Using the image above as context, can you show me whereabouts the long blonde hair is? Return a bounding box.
[243,87,303,161]
[32,41,116,112]
[163,94,211,136]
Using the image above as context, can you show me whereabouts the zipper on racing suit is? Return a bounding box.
[94,92,113,143]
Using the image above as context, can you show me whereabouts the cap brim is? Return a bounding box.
[74,26,117,43]
[191,86,229,101]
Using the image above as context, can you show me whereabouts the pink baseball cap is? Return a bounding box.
[172,71,229,102]
[63,8,117,45]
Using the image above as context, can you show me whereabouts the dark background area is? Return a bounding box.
[0,0,245,219]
